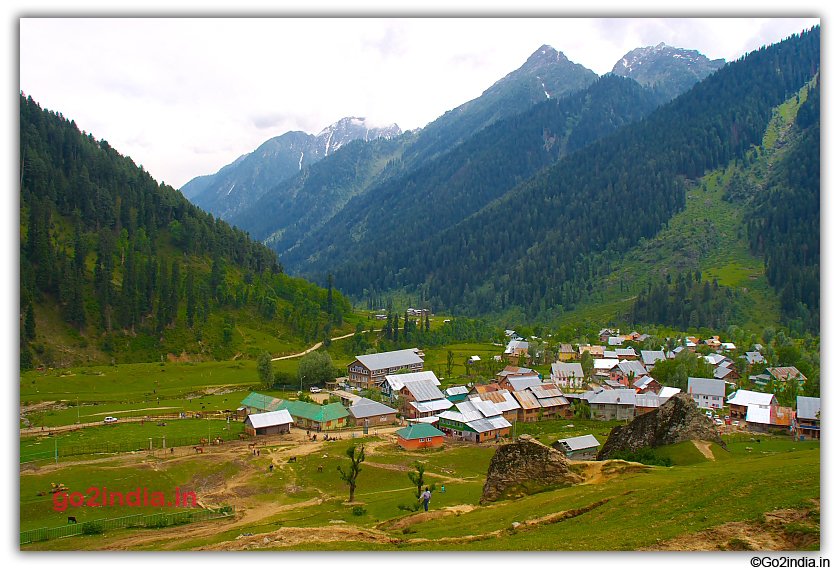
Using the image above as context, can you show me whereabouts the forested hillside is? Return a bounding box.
[745,77,819,333]
[19,93,351,369]
[302,28,819,331]
[281,74,663,274]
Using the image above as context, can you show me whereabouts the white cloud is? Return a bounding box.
[19,16,820,189]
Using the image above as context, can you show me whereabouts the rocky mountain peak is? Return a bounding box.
[315,116,402,156]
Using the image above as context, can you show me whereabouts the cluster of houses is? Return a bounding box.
[239,334,820,454]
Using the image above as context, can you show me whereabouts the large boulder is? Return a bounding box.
[596,392,728,460]
[480,435,583,504]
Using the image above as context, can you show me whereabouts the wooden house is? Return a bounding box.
[795,396,820,440]
[553,434,600,460]
[347,349,424,390]
[244,410,293,436]
[395,423,445,450]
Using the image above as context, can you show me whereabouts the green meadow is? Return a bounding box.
[21,432,820,551]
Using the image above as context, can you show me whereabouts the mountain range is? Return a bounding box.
[181,42,720,226]
[183,117,401,220]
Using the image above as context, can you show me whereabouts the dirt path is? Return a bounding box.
[693,440,716,461]
[271,330,382,361]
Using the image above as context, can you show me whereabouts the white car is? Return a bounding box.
[310,387,322,393]
[103,416,118,424]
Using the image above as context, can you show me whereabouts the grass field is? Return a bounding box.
[20,428,820,551]
[20,419,246,462]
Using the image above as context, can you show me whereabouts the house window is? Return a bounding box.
[380,416,388,421]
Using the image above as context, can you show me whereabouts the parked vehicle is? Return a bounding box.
[103,417,118,424]
[310,387,322,393]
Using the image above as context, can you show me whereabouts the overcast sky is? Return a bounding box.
[19,16,819,189]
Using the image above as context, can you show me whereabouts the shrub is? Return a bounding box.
[351,505,367,516]
[611,447,674,467]
[81,522,103,535]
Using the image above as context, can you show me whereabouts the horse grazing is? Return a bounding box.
[248,442,258,449]
[239,434,246,440]
[317,465,323,473]
[194,446,204,454]
[67,516,77,524]
[288,456,296,463]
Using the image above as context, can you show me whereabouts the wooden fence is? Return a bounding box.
[20,506,235,545]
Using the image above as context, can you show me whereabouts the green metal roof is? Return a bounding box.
[396,423,445,440]
[240,392,284,412]
[241,393,348,423]
[276,400,349,423]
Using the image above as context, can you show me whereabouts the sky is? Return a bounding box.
[18,15,820,189]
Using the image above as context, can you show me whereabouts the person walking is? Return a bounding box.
[418,486,432,512]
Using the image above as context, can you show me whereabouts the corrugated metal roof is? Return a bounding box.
[551,362,584,378]
[537,396,569,407]
[411,399,453,413]
[640,350,666,366]
[512,389,541,410]
[276,400,350,423]
[385,370,439,392]
[531,387,564,399]
[557,434,600,451]
[727,389,775,407]
[404,380,446,402]
[467,416,511,433]
[635,394,663,408]
[349,398,397,418]
[470,399,503,417]
[444,386,469,396]
[659,387,681,399]
[246,410,293,429]
[687,377,726,397]
[509,376,543,391]
[594,358,619,370]
[587,389,638,405]
[477,390,521,412]
[356,349,424,371]
[796,396,820,421]
[617,360,647,377]
[746,404,772,425]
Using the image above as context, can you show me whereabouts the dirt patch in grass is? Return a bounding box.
[383,510,456,530]
[640,504,820,551]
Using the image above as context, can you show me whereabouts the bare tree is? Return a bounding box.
[336,444,365,502]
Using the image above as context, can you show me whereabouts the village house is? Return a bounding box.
[746,404,794,433]
[726,389,777,420]
[382,370,440,401]
[584,388,637,421]
[504,339,530,363]
[686,377,726,410]
[634,392,665,415]
[437,399,511,443]
[244,410,293,437]
[766,366,807,390]
[347,398,398,427]
[511,388,542,423]
[496,365,539,387]
[529,385,571,420]
[347,348,424,390]
[613,360,648,386]
[277,400,350,432]
[557,343,576,361]
[552,434,600,460]
[400,379,452,420]
[633,375,662,394]
[742,351,766,366]
[599,329,619,342]
[795,396,820,440]
[395,423,445,450]
[240,392,286,415]
[578,344,605,359]
[444,385,470,403]
[550,361,585,389]
[640,350,666,372]
[714,363,740,382]
[614,347,638,360]
[472,390,521,423]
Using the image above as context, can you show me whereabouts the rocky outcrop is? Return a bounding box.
[597,393,728,460]
[480,435,583,504]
